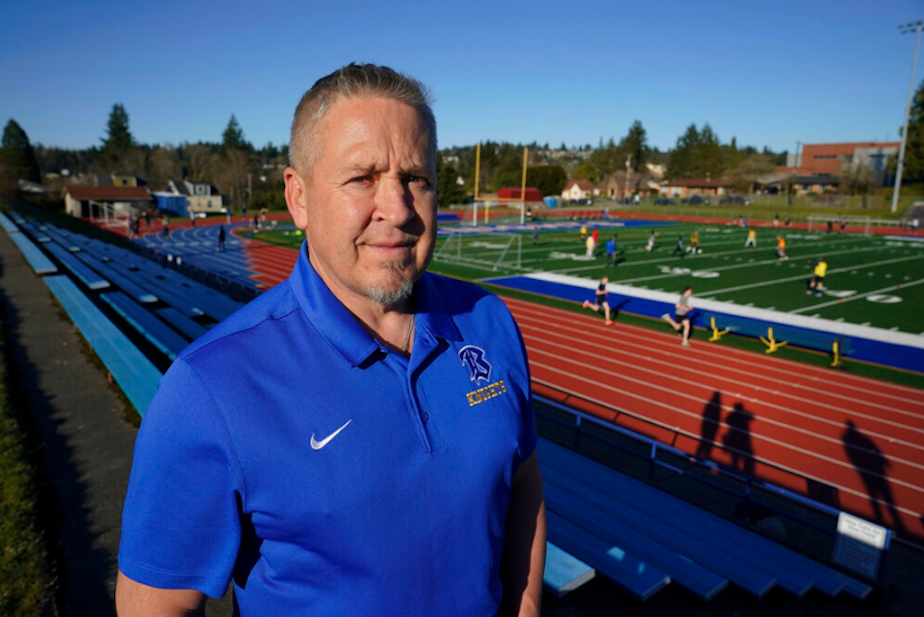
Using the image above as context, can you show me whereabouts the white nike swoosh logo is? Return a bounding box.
[310,419,352,451]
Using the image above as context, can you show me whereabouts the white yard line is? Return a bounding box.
[702,252,924,296]
[554,236,870,275]
[513,270,924,350]
[789,277,924,314]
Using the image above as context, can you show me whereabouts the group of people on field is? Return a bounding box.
[578,214,835,346]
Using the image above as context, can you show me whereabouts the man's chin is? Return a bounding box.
[364,277,415,307]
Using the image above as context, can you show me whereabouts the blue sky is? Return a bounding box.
[1,0,922,154]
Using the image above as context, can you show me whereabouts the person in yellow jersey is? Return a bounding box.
[807,257,828,297]
[580,223,588,240]
[776,235,788,260]
[585,233,596,258]
[689,230,701,254]
[744,227,756,248]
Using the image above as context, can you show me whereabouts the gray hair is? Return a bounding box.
[288,63,437,174]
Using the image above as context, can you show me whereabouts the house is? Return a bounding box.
[561,180,596,202]
[661,178,733,198]
[63,185,154,219]
[167,179,225,213]
[793,174,839,195]
[599,171,661,199]
[754,173,839,196]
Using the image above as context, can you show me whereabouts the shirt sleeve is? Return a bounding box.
[118,358,244,598]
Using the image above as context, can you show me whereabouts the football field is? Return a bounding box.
[426,221,924,336]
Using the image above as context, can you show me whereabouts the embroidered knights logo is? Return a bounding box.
[458,345,492,383]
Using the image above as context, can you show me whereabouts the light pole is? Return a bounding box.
[625,155,631,204]
[891,20,923,214]
[788,141,799,206]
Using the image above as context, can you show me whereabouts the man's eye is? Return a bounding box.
[349,176,371,184]
[406,175,430,186]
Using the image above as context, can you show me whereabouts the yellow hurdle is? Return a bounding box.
[708,317,729,342]
[831,340,841,368]
[760,327,788,354]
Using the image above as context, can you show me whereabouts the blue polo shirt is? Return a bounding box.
[119,242,536,616]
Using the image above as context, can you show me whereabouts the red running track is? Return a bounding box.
[503,296,924,544]
[236,238,924,543]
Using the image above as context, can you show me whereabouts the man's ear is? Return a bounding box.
[284,167,309,229]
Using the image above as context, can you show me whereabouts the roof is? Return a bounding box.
[664,178,733,188]
[564,179,595,191]
[794,174,838,185]
[169,179,190,195]
[63,185,152,201]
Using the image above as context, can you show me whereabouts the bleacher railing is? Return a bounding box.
[532,388,920,563]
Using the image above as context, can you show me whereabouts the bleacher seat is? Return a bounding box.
[44,242,110,290]
[543,541,595,597]
[5,228,57,275]
[101,292,191,360]
[44,276,161,415]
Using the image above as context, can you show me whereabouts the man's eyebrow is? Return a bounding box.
[401,163,433,177]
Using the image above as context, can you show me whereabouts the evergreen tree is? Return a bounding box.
[900,79,924,183]
[697,124,724,177]
[667,124,701,179]
[623,121,648,172]
[0,119,42,186]
[222,115,249,152]
[436,155,466,206]
[99,103,135,171]
[528,165,567,197]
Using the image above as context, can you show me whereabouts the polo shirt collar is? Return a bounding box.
[288,242,461,367]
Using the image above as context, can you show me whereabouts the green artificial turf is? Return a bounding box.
[197,222,924,389]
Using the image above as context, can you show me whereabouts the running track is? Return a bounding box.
[507,296,924,544]
[107,218,924,544]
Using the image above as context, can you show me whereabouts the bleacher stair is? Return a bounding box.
[538,438,872,602]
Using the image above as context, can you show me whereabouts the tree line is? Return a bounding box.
[6,83,924,208]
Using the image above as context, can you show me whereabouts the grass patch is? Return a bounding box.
[0,330,54,615]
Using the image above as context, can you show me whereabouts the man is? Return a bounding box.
[645,229,656,252]
[776,235,788,260]
[217,225,226,252]
[672,235,685,259]
[744,227,756,248]
[689,230,700,254]
[605,234,617,267]
[117,64,545,617]
[582,275,613,325]
[807,256,827,297]
[662,286,693,346]
[585,233,595,258]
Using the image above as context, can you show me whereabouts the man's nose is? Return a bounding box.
[374,179,415,225]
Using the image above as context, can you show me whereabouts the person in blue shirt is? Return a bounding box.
[116,64,546,617]
[604,234,617,267]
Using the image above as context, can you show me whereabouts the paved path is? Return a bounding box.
[0,226,232,616]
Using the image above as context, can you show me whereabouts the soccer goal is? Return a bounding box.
[806,214,873,235]
[433,230,524,271]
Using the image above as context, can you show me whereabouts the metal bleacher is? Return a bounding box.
[538,437,872,602]
[101,292,191,361]
[44,276,162,414]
